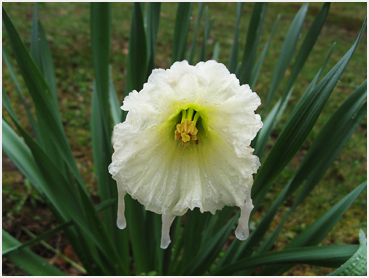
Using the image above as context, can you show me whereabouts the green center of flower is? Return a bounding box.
[174,108,200,147]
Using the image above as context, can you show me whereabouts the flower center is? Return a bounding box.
[174,108,200,147]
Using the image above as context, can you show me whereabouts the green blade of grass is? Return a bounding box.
[30,3,58,101]
[187,2,205,64]
[235,80,367,274]
[212,42,220,60]
[3,6,85,189]
[263,3,308,111]
[238,2,268,85]
[249,14,280,89]
[2,221,72,257]
[212,244,359,275]
[179,215,238,275]
[4,115,126,275]
[125,2,148,95]
[252,18,366,202]
[109,66,122,124]
[2,118,103,275]
[90,3,121,252]
[145,2,161,74]
[198,7,214,62]
[171,2,192,63]
[228,2,243,73]
[125,195,151,274]
[2,48,41,142]
[255,3,330,157]
[2,230,66,276]
[30,3,70,182]
[176,210,212,272]
[21,227,86,274]
[258,181,367,275]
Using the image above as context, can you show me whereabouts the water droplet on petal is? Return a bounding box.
[160,214,176,249]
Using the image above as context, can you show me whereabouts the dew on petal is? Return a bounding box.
[235,199,254,241]
[117,188,127,229]
[160,214,176,249]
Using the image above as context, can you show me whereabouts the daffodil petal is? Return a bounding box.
[109,60,263,243]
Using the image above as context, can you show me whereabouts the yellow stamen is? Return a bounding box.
[175,119,198,147]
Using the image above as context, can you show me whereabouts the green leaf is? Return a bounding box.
[253,81,367,260]
[187,2,205,64]
[109,66,122,124]
[2,230,66,276]
[238,2,268,85]
[3,6,85,188]
[212,42,220,60]
[90,1,115,232]
[179,214,238,275]
[145,3,161,73]
[329,229,367,276]
[3,112,125,275]
[125,196,151,274]
[292,182,366,249]
[2,119,104,275]
[2,222,72,257]
[212,245,359,275]
[125,2,148,94]
[254,3,330,157]
[30,3,58,101]
[263,3,308,110]
[252,18,366,201]
[228,3,243,73]
[2,48,40,141]
[172,3,192,63]
[249,14,280,89]
[259,181,367,275]
[198,7,214,62]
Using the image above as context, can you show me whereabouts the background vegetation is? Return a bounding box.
[2,2,367,275]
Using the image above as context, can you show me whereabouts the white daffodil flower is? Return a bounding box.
[109,60,263,249]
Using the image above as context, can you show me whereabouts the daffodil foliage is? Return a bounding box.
[2,2,367,276]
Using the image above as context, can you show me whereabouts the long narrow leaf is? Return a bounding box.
[30,3,58,101]
[263,3,308,110]
[259,181,367,275]
[3,230,66,276]
[249,14,280,89]
[171,3,192,63]
[228,3,243,73]
[255,3,330,156]
[109,66,122,124]
[252,81,367,259]
[145,3,161,74]
[238,2,268,85]
[125,2,148,95]
[187,2,205,64]
[252,18,366,201]
[2,48,40,141]
[3,6,85,189]
[212,244,359,275]
[90,2,117,243]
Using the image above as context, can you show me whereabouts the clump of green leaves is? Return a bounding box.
[2,3,367,276]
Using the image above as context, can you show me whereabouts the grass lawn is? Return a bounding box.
[2,2,367,275]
